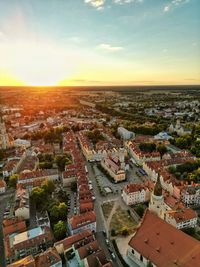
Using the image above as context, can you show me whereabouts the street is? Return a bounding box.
[0,189,15,267]
[86,161,141,267]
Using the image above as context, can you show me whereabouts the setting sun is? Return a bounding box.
[0,41,76,86]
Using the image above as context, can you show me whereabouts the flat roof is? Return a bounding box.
[13,227,43,245]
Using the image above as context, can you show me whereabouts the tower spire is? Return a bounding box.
[154,174,162,196]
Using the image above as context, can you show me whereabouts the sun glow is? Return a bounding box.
[0,41,76,86]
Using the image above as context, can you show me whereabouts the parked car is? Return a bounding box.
[111,253,116,261]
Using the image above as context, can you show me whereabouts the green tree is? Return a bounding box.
[121,226,129,236]
[139,142,156,153]
[70,181,77,192]
[0,149,5,161]
[49,205,60,221]
[58,202,68,220]
[135,204,145,217]
[147,261,153,267]
[57,189,69,203]
[111,229,116,236]
[53,220,66,240]
[31,187,46,208]
[8,174,18,188]
[182,227,195,236]
[41,180,55,194]
[55,154,72,172]
[157,144,167,159]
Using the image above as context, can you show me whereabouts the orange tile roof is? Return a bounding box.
[86,250,113,267]
[0,179,6,188]
[77,240,99,259]
[69,211,96,230]
[129,210,200,267]
[3,217,26,237]
[34,247,61,267]
[168,208,197,223]
[54,230,93,250]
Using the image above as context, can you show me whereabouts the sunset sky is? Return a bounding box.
[0,0,199,86]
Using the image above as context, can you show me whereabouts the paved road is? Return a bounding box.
[0,189,15,267]
[96,231,124,267]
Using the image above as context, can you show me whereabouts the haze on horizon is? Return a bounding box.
[0,0,199,87]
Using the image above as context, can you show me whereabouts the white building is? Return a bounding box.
[13,139,31,148]
[149,176,197,229]
[181,186,200,206]
[165,209,197,229]
[0,117,12,149]
[122,183,150,205]
[14,188,30,220]
[154,131,173,141]
[117,127,134,140]
[127,210,200,267]
[101,149,126,182]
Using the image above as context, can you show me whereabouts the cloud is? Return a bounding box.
[113,0,143,4]
[84,0,142,9]
[0,31,6,42]
[164,0,190,12]
[84,0,105,10]
[97,43,124,52]
[164,5,170,12]
[68,36,83,43]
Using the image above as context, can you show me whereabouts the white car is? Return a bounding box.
[111,253,116,260]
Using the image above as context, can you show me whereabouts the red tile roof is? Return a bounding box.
[69,211,96,230]
[129,210,200,267]
[0,179,6,188]
[54,230,93,251]
[168,208,197,223]
[3,217,26,237]
[34,247,61,267]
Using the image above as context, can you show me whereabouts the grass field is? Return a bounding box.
[101,201,114,220]
[110,206,137,235]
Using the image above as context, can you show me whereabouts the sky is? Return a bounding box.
[0,0,199,86]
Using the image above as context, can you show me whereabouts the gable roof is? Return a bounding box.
[129,210,200,267]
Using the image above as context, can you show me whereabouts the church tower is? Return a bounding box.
[149,174,164,219]
[119,148,125,169]
[0,115,10,149]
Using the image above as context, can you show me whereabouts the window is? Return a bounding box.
[132,249,135,254]
[140,255,143,262]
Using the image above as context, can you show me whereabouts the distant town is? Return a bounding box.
[0,86,200,267]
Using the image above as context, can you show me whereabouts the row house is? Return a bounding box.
[149,178,198,230]
[3,217,26,239]
[14,188,30,220]
[63,130,94,214]
[3,158,21,178]
[75,239,112,267]
[77,131,94,162]
[68,211,96,235]
[165,209,198,229]
[181,185,200,206]
[7,247,62,267]
[54,230,94,258]
[128,142,160,166]
[5,226,53,264]
[122,182,152,205]
[0,179,6,193]
[17,169,59,191]
[78,130,123,162]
